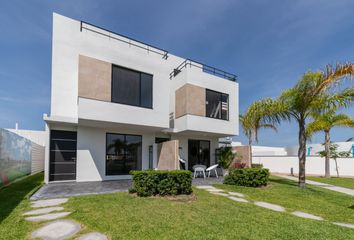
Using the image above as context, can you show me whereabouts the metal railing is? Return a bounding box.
[80,21,169,59]
[169,59,237,82]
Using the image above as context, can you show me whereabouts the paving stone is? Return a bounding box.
[254,201,286,212]
[195,185,216,189]
[228,196,248,203]
[206,189,224,193]
[332,222,354,229]
[210,192,229,197]
[228,192,245,198]
[31,220,81,240]
[31,198,68,208]
[23,207,64,216]
[25,212,71,222]
[292,211,323,221]
[78,232,108,240]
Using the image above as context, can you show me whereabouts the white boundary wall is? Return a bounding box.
[253,156,354,177]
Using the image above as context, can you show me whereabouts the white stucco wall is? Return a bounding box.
[252,146,288,156]
[253,156,354,177]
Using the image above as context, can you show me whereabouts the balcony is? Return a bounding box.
[169,60,239,137]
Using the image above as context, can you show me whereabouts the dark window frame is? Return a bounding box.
[105,132,143,176]
[111,64,153,109]
[205,89,229,121]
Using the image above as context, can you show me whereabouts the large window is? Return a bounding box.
[206,89,229,120]
[106,133,142,175]
[111,65,153,108]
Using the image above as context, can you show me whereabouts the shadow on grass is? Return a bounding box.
[0,173,43,223]
[269,178,299,187]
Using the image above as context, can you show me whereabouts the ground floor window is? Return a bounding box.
[106,133,142,175]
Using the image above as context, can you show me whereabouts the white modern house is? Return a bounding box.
[43,13,239,183]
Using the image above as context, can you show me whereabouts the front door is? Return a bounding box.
[188,140,210,170]
[49,130,77,181]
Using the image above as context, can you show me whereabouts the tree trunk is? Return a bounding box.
[298,118,307,188]
[324,130,330,178]
[249,138,253,167]
[334,158,339,177]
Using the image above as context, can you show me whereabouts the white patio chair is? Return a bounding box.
[192,165,206,179]
[206,164,219,178]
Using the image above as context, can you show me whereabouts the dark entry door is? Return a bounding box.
[49,130,77,181]
[188,140,210,170]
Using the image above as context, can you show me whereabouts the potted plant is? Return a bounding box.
[218,147,236,176]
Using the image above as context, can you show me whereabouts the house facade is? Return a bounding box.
[44,13,239,183]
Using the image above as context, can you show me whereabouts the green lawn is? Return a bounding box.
[307,176,354,190]
[66,176,354,240]
[1,174,354,240]
[0,173,44,239]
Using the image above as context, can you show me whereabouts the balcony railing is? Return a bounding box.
[169,59,237,82]
[80,21,169,60]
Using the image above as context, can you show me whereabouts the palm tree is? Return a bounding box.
[267,63,354,188]
[307,109,354,177]
[240,98,279,165]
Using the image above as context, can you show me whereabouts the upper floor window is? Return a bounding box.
[206,89,229,120]
[111,65,153,108]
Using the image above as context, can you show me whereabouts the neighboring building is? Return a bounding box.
[43,14,239,183]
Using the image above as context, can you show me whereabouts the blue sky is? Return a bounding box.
[0,0,353,146]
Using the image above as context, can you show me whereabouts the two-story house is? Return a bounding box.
[43,13,239,183]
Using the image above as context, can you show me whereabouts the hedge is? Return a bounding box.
[130,170,193,197]
[224,168,270,187]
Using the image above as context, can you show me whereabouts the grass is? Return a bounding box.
[0,173,44,239]
[216,176,354,225]
[66,177,354,240]
[307,176,354,190]
[1,174,354,239]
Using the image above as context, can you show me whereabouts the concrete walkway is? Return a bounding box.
[31,177,224,200]
[276,175,354,197]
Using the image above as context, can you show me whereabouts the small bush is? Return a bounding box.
[251,163,263,169]
[130,170,192,197]
[224,168,270,187]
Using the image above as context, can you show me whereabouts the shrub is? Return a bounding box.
[130,170,192,197]
[251,163,263,169]
[218,147,236,169]
[224,168,269,187]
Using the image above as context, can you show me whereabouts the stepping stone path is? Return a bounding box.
[32,220,81,240]
[228,196,248,203]
[228,192,245,198]
[23,207,64,216]
[254,201,286,212]
[25,197,108,239]
[31,198,68,208]
[332,222,354,229]
[25,212,72,222]
[292,211,323,221]
[210,192,229,197]
[79,232,109,240]
[197,185,354,230]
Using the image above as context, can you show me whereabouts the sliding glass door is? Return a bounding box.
[188,140,210,170]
